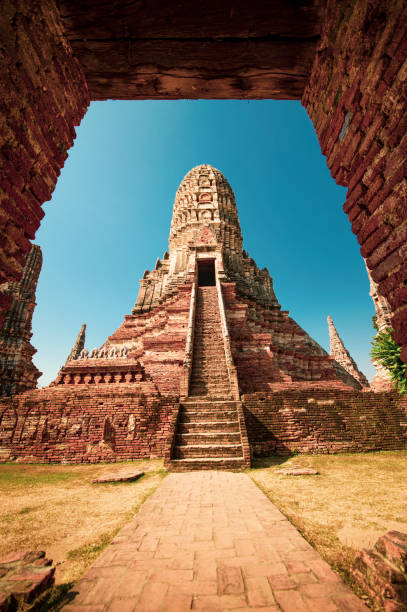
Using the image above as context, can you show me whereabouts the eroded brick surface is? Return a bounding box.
[243,390,407,455]
[0,245,42,396]
[65,472,368,611]
[302,0,407,373]
[0,550,54,609]
[352,531,407,610]
[0,0,89,325]
[0,385,178,463]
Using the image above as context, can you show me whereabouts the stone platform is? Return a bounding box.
[64,472,367,611]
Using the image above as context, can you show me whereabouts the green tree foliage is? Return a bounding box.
[370,328,407,395]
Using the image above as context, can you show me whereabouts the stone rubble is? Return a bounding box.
[92,470,144,484]
[351,531,407,611]
[0,550,54,610]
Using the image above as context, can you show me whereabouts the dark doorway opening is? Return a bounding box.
[198,260,216,286]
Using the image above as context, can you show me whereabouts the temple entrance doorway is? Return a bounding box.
[197,260,216,287]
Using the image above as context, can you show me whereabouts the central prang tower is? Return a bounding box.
[57,163,366,406]
[133,165,278,313]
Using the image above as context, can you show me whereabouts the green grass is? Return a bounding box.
[0,467,79,487]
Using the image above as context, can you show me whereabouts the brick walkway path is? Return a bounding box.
[65,472,368,611]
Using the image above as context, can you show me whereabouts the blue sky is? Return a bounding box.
[33,100,376,385]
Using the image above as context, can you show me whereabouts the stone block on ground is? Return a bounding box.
[351,532,407,610]
[92,470,144,483]
[375,531,407,574]
[0,550,54,609]
[276,468,319,476]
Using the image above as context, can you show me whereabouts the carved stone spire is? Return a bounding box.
[133,164,278,313]
[327,316,369,388]
[66,323,86,363]
[0,244,42,396]
[365,265,393,391]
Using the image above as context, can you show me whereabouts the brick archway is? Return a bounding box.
[1,0,406,370]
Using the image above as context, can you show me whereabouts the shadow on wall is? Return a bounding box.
[244,410,293,457]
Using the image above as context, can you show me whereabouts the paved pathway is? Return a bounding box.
[65,472,368,611]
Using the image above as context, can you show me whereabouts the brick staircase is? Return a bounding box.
[168,286,249,471]
[169,399,248,471]
[189,286,233,398]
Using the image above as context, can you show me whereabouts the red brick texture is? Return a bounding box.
[55,284,192,396]
[302,0,407,370]
[0,384,178,463]
[1,386,405,463]
[351,531,407,610]
[0,0,89,326]
[0,550,54,609]
[243,390,407,456]
[222,283,361,391]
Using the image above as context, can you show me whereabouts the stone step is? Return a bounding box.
[181,399,239,406]
[191,356,226,361]
[176,432,242,445]
[174,444,243,459]
[194,340,225,352]
[191,362,227,368]
[192,352,225,356]
[179,421,240,433]
[186,392,234,400]
[189,377,229,384]
[191,350,226,354]
[190,369,228,375]
[189,391,233,398]
[190,378,229,384]
[168,457,246,471]
[193,341,224,344]
[189,380,231,386]
[190,371,228,376]
[190,364,228,369]
[189,377,230,383]
[189,384,231,392]
[180,408,238,418]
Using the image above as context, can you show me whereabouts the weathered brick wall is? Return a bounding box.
[303,0,407,369]
[2,385,406,463]
[0,0,89,326]
[0,384,178,463]
[223,283,361,392]
[243,390,407,455]
[56,284,193,396]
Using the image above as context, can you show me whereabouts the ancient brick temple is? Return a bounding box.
[58,164,365,396]
[0,166,406,466]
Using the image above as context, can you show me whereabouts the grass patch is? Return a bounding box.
[0,459,166,592]
[67,532,113,561]
[65,530,117,582]
[0,468,79,487]
[249,450,407,601]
